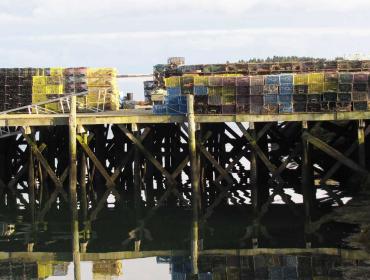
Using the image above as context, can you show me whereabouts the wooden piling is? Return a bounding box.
[187,94,200,276]
[133,126,142,251]
[79,133,89,252]
[28,146,35,251]
[249,122,259,214]
[358,120,366,168]
[301,121,315,245]
[69,95,81,280]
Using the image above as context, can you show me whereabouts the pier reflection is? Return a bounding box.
[0,205,369,279]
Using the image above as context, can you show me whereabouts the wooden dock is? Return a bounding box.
[1,98,370,278]
[1,110,370,126]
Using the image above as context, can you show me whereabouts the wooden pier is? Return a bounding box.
[0,98,370,278]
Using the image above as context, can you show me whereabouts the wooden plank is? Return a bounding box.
[358,120,366,168]
[302,131,369,176]
[1,248,369,262]
[69,95,81,280]
[1,111,370,127]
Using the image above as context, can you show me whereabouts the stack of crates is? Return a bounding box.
[32,68,64,112]
[87,68,119,111]
[236,76,250,114]
[293,74,309,112]
[321,73,337,112]
[352,72,368,111]
[263,75,279,114]
[320,72,338,112]
[208,76,223,114]
[338,73,353,111]
[307,73,323,113]
[155,71,370,115]
[64,67,88,111]
[279,74,296,112]
[160,76,188,115]
[194,76,208,114]
[222,76,236,114]
[249,76,264,114]
[0,68,35,111]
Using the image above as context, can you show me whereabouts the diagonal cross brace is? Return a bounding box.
[319,125,370,187]
[302,131,369,176]
[118,125,188,205]
[88,127,151,220]
[23,134,68,201]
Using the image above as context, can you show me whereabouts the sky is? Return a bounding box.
[0,0,369,99]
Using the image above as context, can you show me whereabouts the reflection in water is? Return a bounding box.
[2,254,370,279]
[0,261,68,279]
[92,260,123,280]
[1,205,370,279]
[160,255,370,280]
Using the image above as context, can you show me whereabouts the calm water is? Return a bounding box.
[1,191,370,279]
[2,253,370,279]
[1,131,367,279]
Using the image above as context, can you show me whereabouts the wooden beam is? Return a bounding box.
[69,94,81,280]
[187,94,200,276]
[301,122,315,222]
[358,120,366,168]
[23,134,68,200]
[320,125,370,188]
[302,131,369,176]
[76,135,116,188]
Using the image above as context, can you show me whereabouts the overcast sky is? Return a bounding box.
[1,0,369,97]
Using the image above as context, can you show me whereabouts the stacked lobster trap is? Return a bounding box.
[0,67,119,113]
[154,71,370,115]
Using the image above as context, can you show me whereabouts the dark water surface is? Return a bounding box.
[0,203,370,280]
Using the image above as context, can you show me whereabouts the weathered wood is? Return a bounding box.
[69,95,81,280]
[3,111,370,127]
[79,134,88,222]
[302,131,369,176]
[133,128,143,251]
[23,134,68,200]
[1,248,369,262]
[187,95,200,276]
[358,120,366,168]
[119,125,177,185]
[28,149,35,224]
[319,125,370,187]
[301,122,315,222]
[76,135,115,188]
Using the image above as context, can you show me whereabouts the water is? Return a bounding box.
[1,201,370,279]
